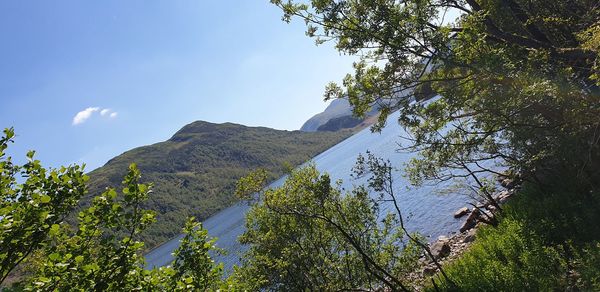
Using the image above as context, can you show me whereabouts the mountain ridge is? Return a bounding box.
[300,99,379,132]
[87,120,351,249]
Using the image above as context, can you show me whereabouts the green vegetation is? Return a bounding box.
[223,0,600,290]
[0,128,88,285]
[87,120,350,249]
[0,129,225,290]
[1,0,599,290]
[430,181,600,291]
[28,165,224,291]
[231,144,600,291]
[234,165,421,290]
[274,0,599,191]
[232,153,459,291]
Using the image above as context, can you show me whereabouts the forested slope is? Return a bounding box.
[87,121,351,249]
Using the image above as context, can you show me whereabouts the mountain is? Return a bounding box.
[300,99,354,131]
[300,99,379,132]
[87,121,351,250]
[316,115,363,132]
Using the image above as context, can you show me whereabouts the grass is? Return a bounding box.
[429,181,600,291]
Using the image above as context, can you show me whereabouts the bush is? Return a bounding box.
[433,219,567,291]
[0,129,227,290]
[431,184,600,291]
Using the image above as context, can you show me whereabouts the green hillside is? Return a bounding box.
[86,121,351,249]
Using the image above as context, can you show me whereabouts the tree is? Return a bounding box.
[0,129,225,290]
[26,165,225,291]
[27,163,155,291]
[0,128,88,285]
[234,164,423,291]
[168,218,224,291]
[272,0,600,191]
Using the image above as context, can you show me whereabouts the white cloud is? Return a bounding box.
[72,107,118,125]
[101,108,118,118]
[72,107,100,125]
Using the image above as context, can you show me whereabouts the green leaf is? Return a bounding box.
[40,195,51,203]
[49,224,60,236]
[48,253,60,261]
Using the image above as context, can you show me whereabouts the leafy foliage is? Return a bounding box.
[0,128,88,285]
[267,4,600,288]
[27,163,158,291]
[272,0,600,192]
[432,218,568,291]
[235,164,422,291]
[87,120,351,249]
[431,181,600,291]
[169,218,223,291]
[0,129,226,290]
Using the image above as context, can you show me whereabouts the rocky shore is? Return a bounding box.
[407,175,520,289]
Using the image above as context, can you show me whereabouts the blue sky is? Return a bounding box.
[0,1,355,171]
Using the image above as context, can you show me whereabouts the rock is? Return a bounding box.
[430,240,451,259]
[466,208,480,222]
[498,195,510,204]
[492,190,514,205]
[486,205,497,213]
[453,207,470,218]
[459,219,476,233]
[496,172,511,182]
[494,190,511,200]
[501,178,515,188]
[463,229,476,243]
[423,265,437,276]
[460,208,480,232]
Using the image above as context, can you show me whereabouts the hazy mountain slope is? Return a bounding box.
[87,121,351,249]
[316,115,363,132]
[300,99,354,131]
[301,99,379,132]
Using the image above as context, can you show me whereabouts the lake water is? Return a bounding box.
[145,110,476,270]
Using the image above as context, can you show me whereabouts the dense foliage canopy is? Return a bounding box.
[0,129,226,290]
[273,0,600,190]
[235,164,422,291]
[233,150,464,291]
[227,1,600,290]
